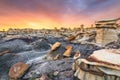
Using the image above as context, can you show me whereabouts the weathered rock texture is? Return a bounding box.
[95,18,120,46]
[73,49,120,80]
[23,58,74,80]
[96,28,118,46]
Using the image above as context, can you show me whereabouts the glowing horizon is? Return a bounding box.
[0,0,120,30]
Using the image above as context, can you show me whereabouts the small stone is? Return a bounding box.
[36,71,40,75]
[53,54,60,60]
[73,50,81,59]
[39,74,51,80]
[53,71,59,76]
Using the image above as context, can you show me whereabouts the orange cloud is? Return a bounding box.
[0,0,119,30]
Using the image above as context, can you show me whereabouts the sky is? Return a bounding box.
[0,0,120,30]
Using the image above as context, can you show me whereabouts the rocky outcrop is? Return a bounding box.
[73,49,120,80]
[46,41,101,60]
[0,37,101,80]
[0,38,50,80]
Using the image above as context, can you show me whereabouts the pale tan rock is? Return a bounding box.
[86,49,120,70]
[53,54,60,60]
[8,62,29,80]
[51,42,61,51]
[53,71,59,76]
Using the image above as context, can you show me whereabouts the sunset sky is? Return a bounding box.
[0,0,120,30]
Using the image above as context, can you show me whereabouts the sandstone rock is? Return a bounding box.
[73,49,120,80]
[63,46,72,57]
[8,62,29,80]
[51,42,61,51]
[86,49,120,70]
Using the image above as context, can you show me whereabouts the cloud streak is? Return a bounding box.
[0,0,120,29]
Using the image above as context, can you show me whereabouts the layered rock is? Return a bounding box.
[73,49,120,80]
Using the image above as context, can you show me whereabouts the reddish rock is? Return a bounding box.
[8,62,29,80]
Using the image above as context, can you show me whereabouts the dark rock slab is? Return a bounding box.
[23,58,74,80]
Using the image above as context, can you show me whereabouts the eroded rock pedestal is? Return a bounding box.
[73,49,120,80]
